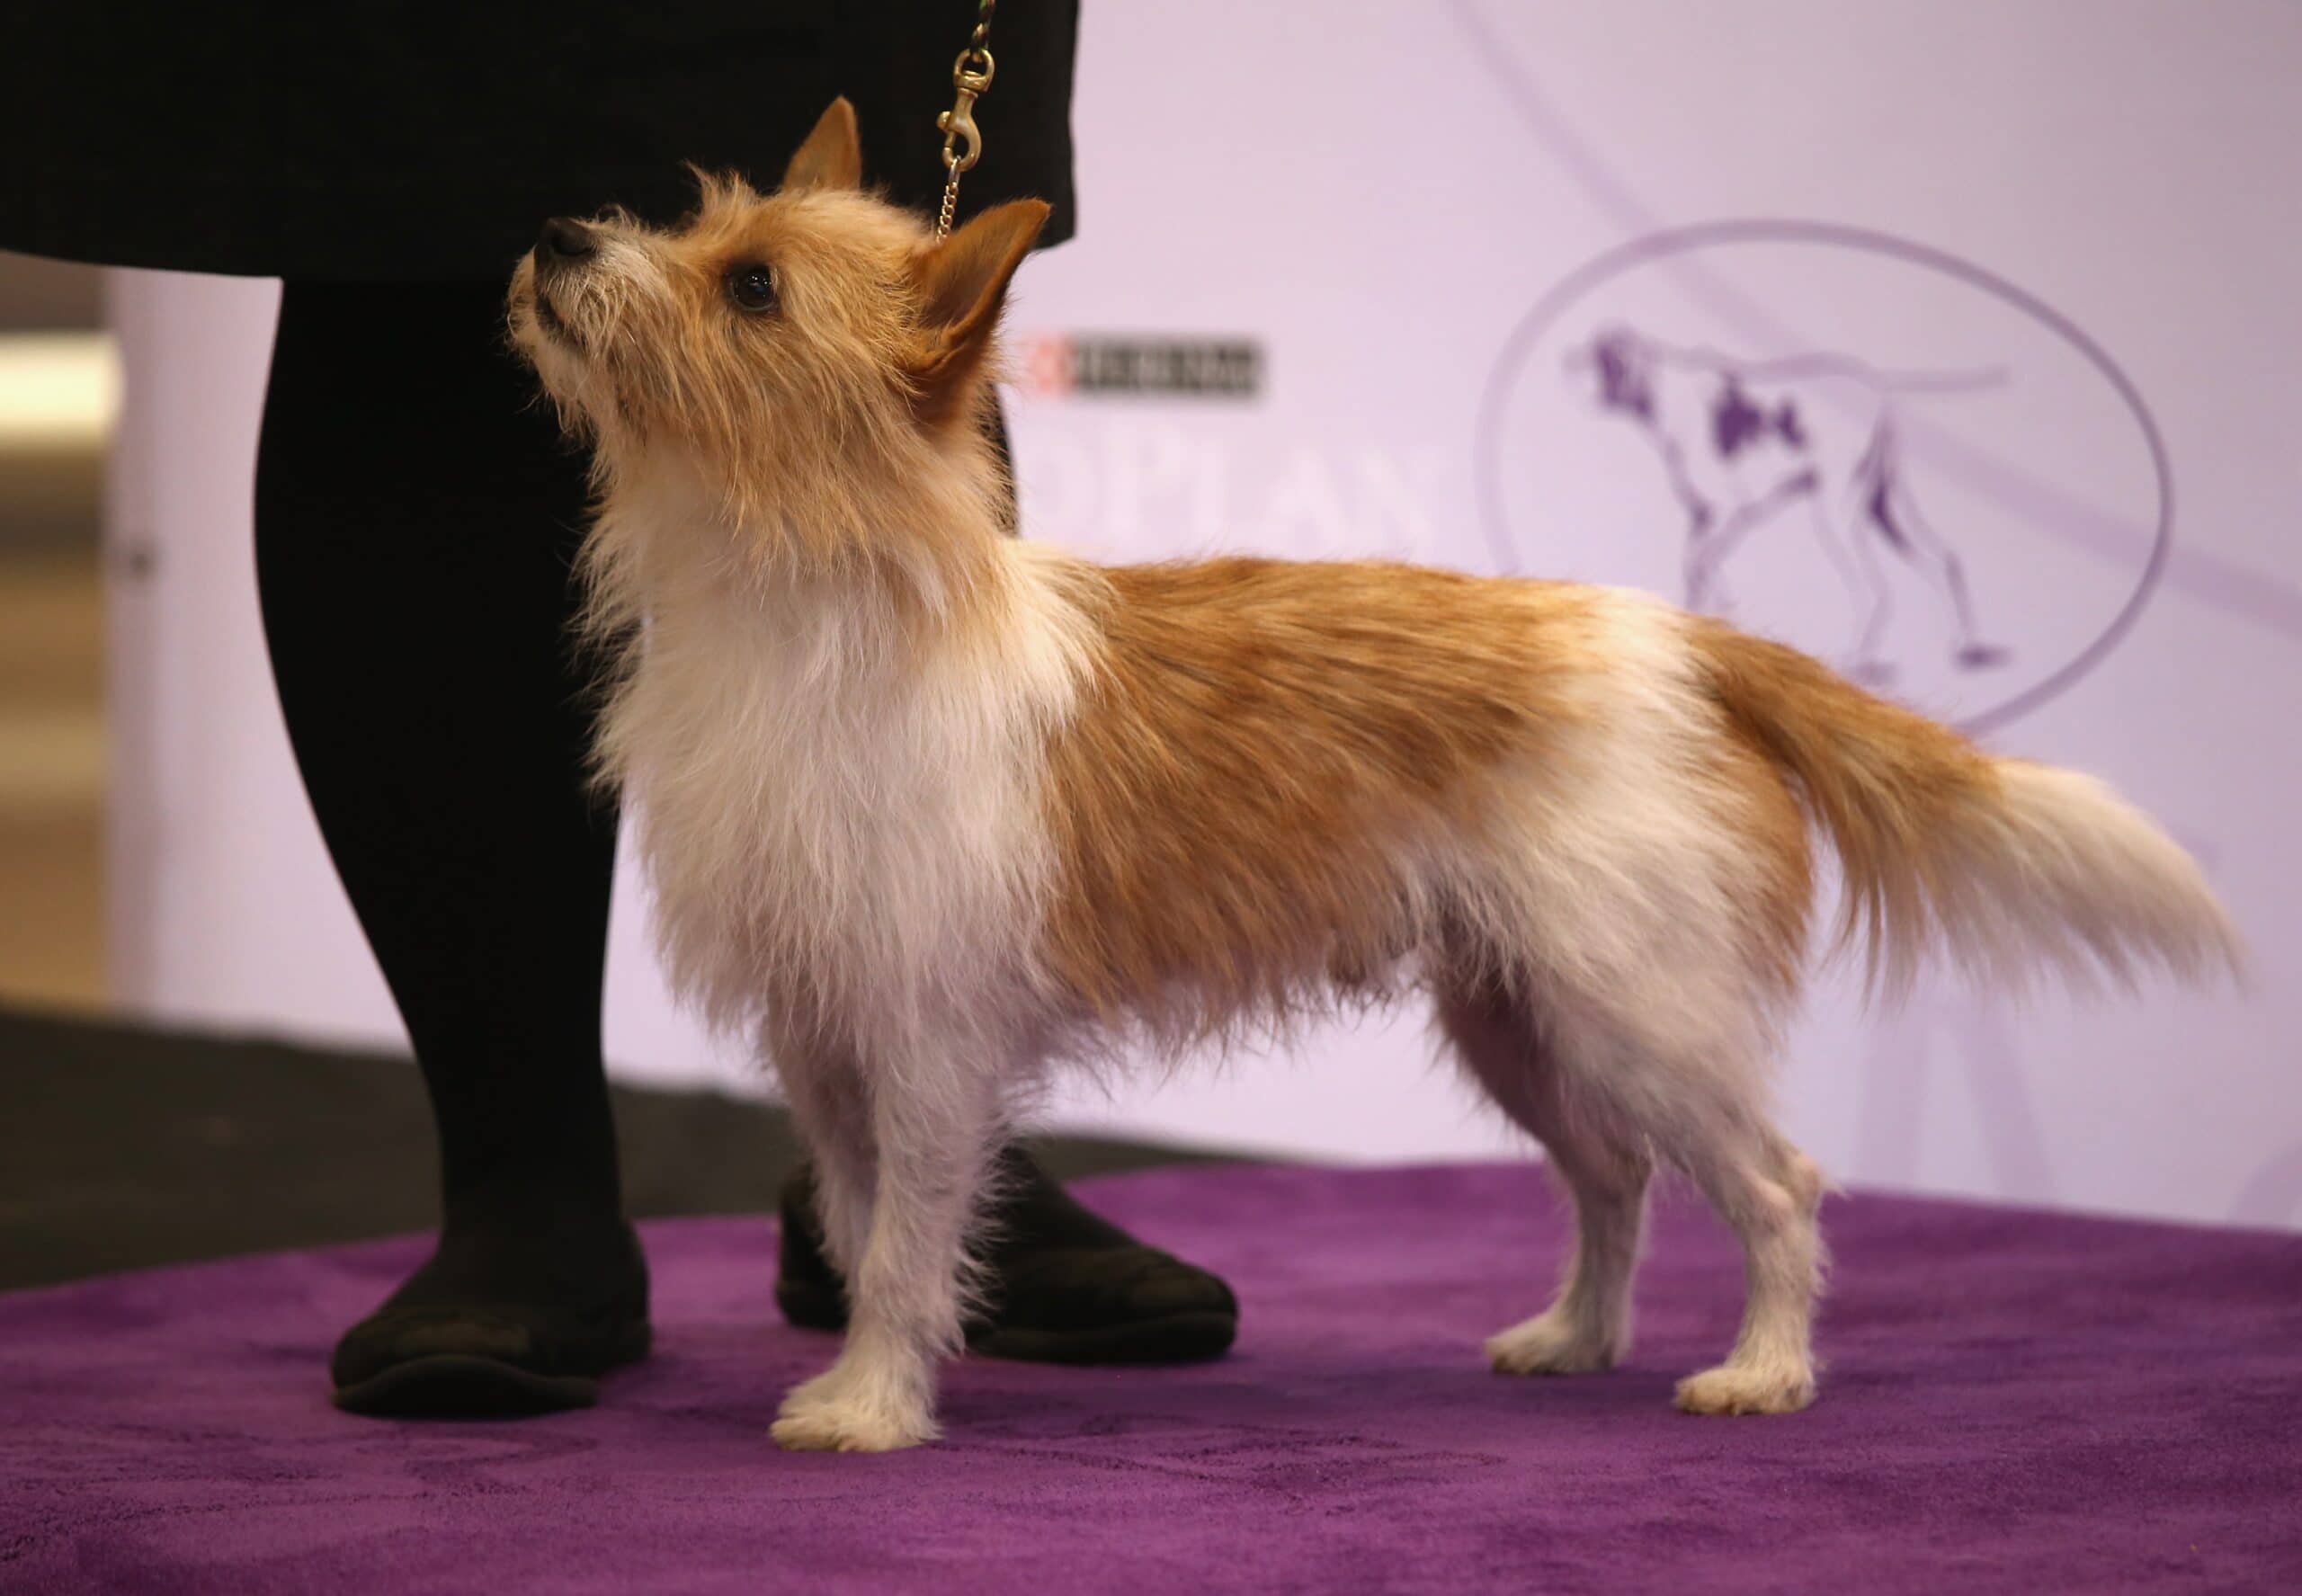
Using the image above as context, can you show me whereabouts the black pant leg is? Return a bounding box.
[254,279,621,1229]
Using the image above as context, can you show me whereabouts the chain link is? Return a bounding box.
[933,1,998,240]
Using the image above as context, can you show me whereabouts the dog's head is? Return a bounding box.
[508,98,1047,527]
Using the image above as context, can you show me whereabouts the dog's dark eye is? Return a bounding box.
[726,264,778,314]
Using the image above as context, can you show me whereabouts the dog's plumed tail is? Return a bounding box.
[1690,621,2242,1002]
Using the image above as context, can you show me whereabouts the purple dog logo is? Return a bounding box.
[1477,221,2171,732]
[1575,327,2011,686]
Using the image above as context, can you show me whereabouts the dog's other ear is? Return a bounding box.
[906,199,1049,427]
[782,98,861,192]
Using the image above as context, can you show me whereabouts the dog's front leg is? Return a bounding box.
[769,1015,879,1279]
[771,1040,1004,1453]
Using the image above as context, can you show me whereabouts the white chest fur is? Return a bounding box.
[600,542,1093,1059]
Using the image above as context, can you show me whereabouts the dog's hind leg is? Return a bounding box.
[1457,632,1828,1412]
[1439,980,1654,1377]
[1666,1086,1825,1416]
[772,1033,1009,1453]
[1468,986,1825,1413]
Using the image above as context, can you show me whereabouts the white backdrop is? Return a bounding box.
[105,2,2299,1228]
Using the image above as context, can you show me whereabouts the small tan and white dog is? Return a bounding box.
[508,100,2240,1453]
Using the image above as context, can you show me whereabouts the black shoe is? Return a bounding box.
[331,1208,651,1417]
[774,1148,1238,1364]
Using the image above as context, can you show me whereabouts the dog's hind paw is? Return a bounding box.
[1673,1361,1816,1415]
[1485,1311,1619,1377]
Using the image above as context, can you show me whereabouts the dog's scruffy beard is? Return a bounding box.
[506,261,580,385]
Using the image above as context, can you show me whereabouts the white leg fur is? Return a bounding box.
[772,1039,1007,1454]
[768,1021,878,1279]
[1440,985,1652,1376]
[1450,984,1826,1414]
[1670,1117,1825,1416]
[1429,598,1825,1411]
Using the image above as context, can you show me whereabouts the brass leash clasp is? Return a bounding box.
[938,47,995,175]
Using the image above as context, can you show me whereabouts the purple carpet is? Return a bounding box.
[4,1164,2299,1594]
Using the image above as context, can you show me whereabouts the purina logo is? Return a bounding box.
[1476,221,2172,732]
[1017,334,1263,400]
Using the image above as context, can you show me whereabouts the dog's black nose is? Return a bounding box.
[536,217,597,266]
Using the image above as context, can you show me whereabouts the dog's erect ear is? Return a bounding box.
[782,98,861,192]
[906,199,1050,427]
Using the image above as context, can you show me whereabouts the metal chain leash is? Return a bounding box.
[934,0,998,240]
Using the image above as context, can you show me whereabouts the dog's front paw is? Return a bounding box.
[1485,1310,1619,1376]
[1673,1360,1816,1416]
[772,1370,937,1453]
[772,1400,935,1453]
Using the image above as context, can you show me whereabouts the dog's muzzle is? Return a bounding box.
[535,217,597,272]
[529,218,598,342]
